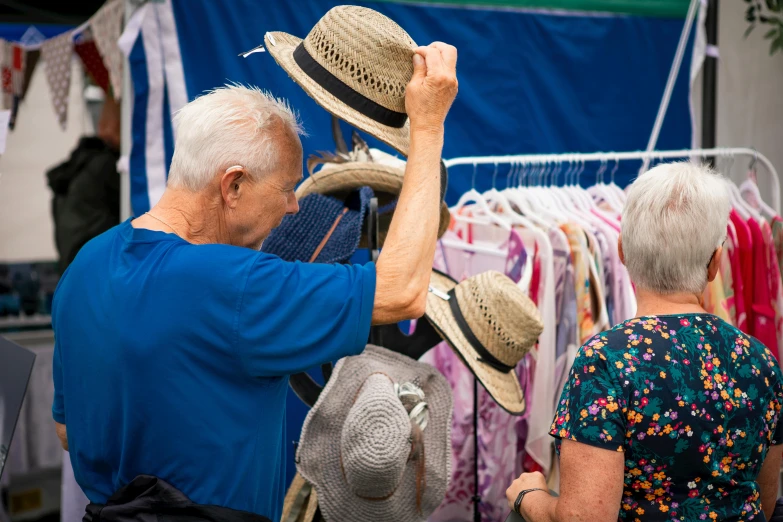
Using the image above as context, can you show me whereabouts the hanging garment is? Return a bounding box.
[748,218,778,356]
[561,223,609,344]
[424,227,529,522]
[771,216,783,278]
[730,210,754,333]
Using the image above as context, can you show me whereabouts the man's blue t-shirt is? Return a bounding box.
[51,220,375,521]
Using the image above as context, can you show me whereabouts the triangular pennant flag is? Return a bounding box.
[0,38,12,110]
[90,0,124,98]
[11,44,25,97]
[41,31,73,129]
[75,39,110,93]
[20,49,39,101]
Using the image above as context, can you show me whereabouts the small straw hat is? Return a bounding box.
[263,6,416,156]
[425,270,544,415]
[297,345,452,522]
[296,162,451,242]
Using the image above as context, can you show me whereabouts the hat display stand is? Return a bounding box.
[288,197,444,409]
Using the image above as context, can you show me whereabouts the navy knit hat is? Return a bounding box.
[262,186,373,264]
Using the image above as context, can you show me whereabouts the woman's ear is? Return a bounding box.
[618,234,625,266]
[707,246,723,283]
[220,167,245,208]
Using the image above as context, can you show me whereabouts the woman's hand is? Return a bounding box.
[506,471,549,511]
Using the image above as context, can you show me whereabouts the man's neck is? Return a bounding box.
[139,187,226,245]
[633,287,707,318]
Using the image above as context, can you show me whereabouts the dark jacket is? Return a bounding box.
[83,475,272,522]
[46,136,120,274]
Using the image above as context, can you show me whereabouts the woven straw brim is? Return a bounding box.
[265,32,410,156]
[297,346,452,522]
[281,473,319,522]
[425,271,526,415]
[296,162,451,239]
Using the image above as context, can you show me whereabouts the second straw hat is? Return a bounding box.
[263,6,415,156]
[296,162,451,242]
[425,270,544,415]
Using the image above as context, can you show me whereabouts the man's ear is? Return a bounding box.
[220,167,245,208]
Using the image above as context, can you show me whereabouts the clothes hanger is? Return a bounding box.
[739,152,777,219]
[516,161,566,225]
[512,161,559,227]
[588,159,623,213]
[721,154,757,221]
[451,162,512,231]
[485,162,541,231]
[606,157,626,204]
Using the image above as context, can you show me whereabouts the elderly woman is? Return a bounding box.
[507,163,783,522]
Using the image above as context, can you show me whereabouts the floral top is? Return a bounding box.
[551,314,783,521]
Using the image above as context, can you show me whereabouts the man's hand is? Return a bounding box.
[405,43,458,133]
[372,41,457,325]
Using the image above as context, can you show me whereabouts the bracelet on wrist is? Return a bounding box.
[514,488,546,515]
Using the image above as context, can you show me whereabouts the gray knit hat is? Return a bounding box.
[296,345,452,522]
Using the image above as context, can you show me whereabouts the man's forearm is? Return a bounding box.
[373,127,443,323]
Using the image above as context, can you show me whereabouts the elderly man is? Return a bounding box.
[51,43,457,521]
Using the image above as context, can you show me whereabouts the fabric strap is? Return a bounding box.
[293,43,408,128]
[447,288,515,374]
[310,208,349,263]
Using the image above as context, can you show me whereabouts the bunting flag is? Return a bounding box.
[0,39,12,110]
[90,0,124,98]
[75,39,110,93]
[41,31,73,129]
[10,44,25,96]
[20,49,39,101]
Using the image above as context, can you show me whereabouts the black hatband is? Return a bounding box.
[293,43,408,128]
[447,289,515,374]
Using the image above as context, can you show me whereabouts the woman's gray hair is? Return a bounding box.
[621,162,731,295]
[167,84,304,191]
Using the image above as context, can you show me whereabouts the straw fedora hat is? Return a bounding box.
[264,6,415,156]
[281,473,319,522]
[296,162,451,242]
[297,345,452,522]
[425,270,544,415]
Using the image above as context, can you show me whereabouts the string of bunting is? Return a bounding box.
[0,0,125,130]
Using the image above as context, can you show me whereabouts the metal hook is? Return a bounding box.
[471,162,478,190]
[543,160,551,187]
[505,161,514,190]
[491,162,499,189]
[596,159,607,185]
[610,156,620,185]
[750,148,759,174]
[574,159,584,186]
[535,161,543,187]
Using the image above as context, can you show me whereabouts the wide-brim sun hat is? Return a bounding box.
[297,345,452,522]
[425,270,544,415]
[296,161,451,242]
[261,186,372,264]
[263,6,416,156]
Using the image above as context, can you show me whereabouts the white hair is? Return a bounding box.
[167,84,305,191]
[621,162,731,295]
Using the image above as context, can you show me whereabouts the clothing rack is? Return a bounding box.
[444,147,781,214]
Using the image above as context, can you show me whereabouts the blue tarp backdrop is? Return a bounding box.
[128,0,694,487]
